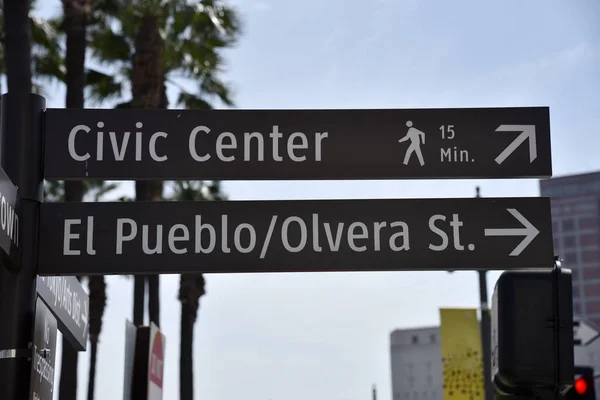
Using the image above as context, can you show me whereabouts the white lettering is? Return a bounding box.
[374,221,386,251]
[270,125,283,161]
[116,218,137,254]
[142,225,163,254]
[244,132,264,161]
[324,223,344,251]
[347,222,368,252]
[389,221,410,251]
[315,132,328,161]
[216,132,236,162]
[109,131,130,160]
[68,124,91,161]
[312,214,322,252]
[149,132,168,162]
[195,216,216,253]
[87,216,96,255]
[168,224,189,254]
[287,132,308,162]
[189,126,211,162]
[429,215,448,251]
[234,223,256,253]
[221,215,230,253]
[64,219,81,256]
[281,217,307,252]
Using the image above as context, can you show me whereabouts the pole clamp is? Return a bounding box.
[0,348,31,359]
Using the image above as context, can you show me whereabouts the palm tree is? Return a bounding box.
[170,180,227,400]
[0,1,64,94]
[44,179,118,400]
[86,0,242,330]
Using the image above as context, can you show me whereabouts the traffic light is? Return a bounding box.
[567,366,596,399]
[491,267,574,397]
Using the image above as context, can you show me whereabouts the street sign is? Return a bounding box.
[0,165,20,269]
[37,197,554,275]
[29,297,57,400]
[148,322,165,400]
[43,107,552,180]
[574,319,600,346]
[36,276,89,351]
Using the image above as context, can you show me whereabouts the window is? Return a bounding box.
[564,252,578,265]
[412,335,419,344]
[429,334,436,343]
[564,236,576,248]
[562,220,575,232]
[427,375,433,387]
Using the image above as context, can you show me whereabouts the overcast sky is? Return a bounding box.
[33,1,600,400]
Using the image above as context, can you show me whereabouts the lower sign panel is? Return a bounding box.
[38,198,554,275]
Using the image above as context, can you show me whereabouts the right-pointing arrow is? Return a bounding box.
[494,125,537,165]
[484,208,539,256]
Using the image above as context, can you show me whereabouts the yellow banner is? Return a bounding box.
[439,308,484,400]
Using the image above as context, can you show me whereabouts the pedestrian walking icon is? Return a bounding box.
[398,121,426,166]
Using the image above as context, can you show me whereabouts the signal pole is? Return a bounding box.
[0,2,46,399]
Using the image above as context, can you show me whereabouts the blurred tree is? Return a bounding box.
[86,0,241,334]
[170,180,226,400]
[44,180,118,400]
[57,0,90,396]
[0,1,64,95]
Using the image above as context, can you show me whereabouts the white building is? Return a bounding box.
[390,326,443,400]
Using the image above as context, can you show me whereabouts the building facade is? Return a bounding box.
[390,326,443,400]
[539,171,600,327]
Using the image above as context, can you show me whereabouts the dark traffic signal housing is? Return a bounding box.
[491,267,574,398]
[567,366,596,399]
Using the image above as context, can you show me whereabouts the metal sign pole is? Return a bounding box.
[0,93,46,399]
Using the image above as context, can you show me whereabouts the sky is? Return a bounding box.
[30,0,600,399]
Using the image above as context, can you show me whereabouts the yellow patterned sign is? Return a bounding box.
[439,308,484,400]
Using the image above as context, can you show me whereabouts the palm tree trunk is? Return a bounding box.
[148,274,160,326]
[180,301,195,400]
[87,340,98,400]
[60,2,88,397]
[86,275,106,400]
[132,12,164,328]
[133,274,145,325]
[147,179,163,326]
[178,274,206,400]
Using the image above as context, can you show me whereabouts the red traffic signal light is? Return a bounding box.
[575,377,589,395]
[569,367,596,399]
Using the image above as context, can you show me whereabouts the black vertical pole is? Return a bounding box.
[476,186,493,400]
[0,0,46,398]
[0,92,46,398]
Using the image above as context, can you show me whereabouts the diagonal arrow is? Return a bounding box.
[494,125,537,165]
[484,208,539,256]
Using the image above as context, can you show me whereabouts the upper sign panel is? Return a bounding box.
[43,107,552,180]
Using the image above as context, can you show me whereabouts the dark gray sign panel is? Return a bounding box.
[29,297,57,400]
[36,276,89,351]
[43,107,552,180]
[38,197,553,275]
[0,166,19,268]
